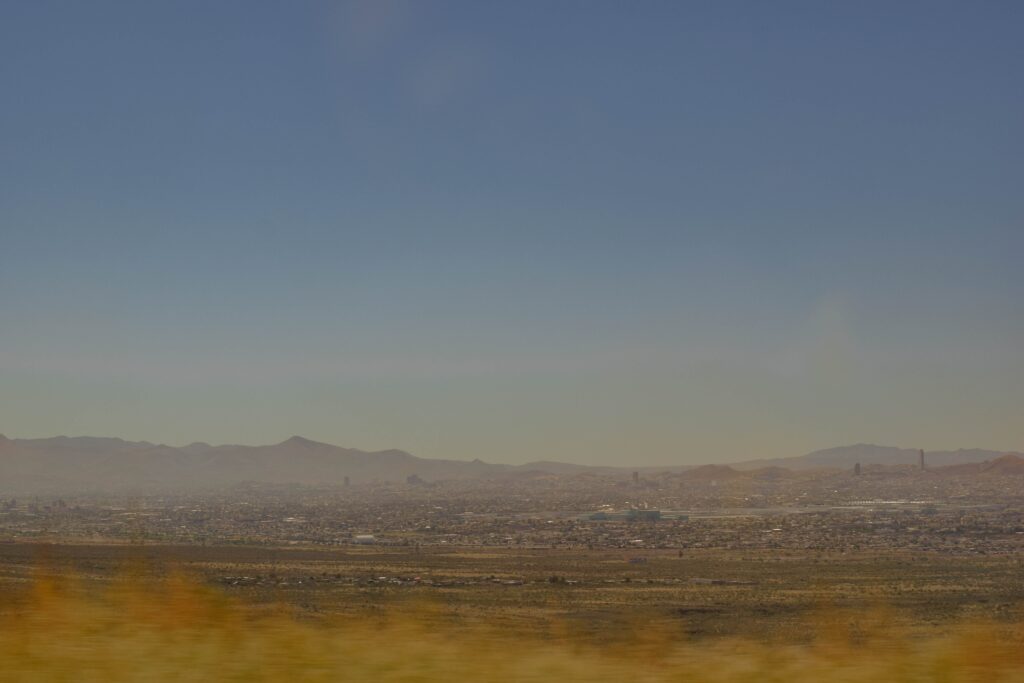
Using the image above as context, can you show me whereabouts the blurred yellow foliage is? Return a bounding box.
[1,575,1022,682]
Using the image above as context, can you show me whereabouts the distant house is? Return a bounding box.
[353,534,376,545]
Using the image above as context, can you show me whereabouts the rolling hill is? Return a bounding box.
[730,443,1021,470]
[0,435,1020,493]
[0,435,513,493]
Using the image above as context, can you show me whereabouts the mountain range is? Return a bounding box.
[0,435,1019,493]
[728,443,1021,470]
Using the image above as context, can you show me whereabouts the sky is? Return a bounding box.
[1,1,1022,466]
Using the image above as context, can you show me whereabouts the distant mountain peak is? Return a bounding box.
[280,436,322,448]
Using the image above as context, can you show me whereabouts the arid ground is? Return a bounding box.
[3,542,1022,643]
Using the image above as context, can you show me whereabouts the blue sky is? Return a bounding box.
[1,1,1021,464]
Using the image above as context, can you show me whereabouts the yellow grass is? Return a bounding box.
[2,576,1023,682]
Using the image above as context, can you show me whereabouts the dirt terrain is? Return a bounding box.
[3,541,1022,642]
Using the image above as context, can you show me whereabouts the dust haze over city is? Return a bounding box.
[2,2,1023,682]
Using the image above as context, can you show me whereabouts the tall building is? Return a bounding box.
[919,449,925,470]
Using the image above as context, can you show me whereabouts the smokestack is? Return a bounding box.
[919,449,925,470]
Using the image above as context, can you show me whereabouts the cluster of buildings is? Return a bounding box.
[1,466,1021,555]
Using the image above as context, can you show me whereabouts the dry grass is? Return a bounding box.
[2,574,1023,682]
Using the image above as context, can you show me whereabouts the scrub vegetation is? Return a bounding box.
[3,570,1023,682]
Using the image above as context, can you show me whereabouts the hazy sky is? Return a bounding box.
[2,1,1022,465]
